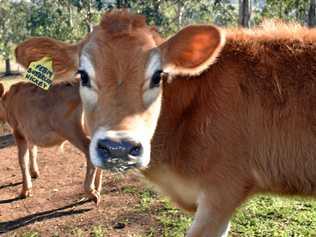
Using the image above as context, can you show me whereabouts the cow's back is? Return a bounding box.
[221,27,316,196]
[4,79,82,146]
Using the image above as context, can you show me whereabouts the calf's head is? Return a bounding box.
[15,11,225,170]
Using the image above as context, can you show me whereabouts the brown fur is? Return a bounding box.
[14,11,316,236]
[0,80,102,202]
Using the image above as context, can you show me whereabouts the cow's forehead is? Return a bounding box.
[80,27,159,76]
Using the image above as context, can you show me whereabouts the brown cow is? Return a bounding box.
[15,11,316,236]
[0,80,102,203]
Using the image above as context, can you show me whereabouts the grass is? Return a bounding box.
[128,187,316,237]
[232,196,316,237]
[123,186,314,237]
[20,231,39,237]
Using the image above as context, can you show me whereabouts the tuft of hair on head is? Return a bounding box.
[100,9,147,36]
[0,83,4,97]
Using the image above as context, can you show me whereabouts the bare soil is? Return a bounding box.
[0,140,163,237]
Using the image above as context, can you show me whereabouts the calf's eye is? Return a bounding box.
[150,70,163,88]
[78,70,90,87]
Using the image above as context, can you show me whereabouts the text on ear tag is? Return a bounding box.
[24,56,54,90]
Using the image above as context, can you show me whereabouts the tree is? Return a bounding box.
[0,0,28,75]
[116,0,130,8]
[239,0,252,27]
[28,0,88,41]
[68,0,101,33]
[308,0,316,26]
[261,0,310,25]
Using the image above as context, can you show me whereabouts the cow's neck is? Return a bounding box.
[150,69,214,168]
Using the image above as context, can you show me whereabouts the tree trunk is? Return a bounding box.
[176,1,184,30]
[308,0,316,27]
[295,0,300,21]
[5,58,11,76]
[85,0,92,33]
[239,0,251,28]
[116,0,129,8]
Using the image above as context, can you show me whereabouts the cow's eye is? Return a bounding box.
[78,70,90,87]
[150,70,163,88]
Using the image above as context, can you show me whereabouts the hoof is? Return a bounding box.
[20,189,32,198]
[31,171,40,179]
[87,190,101,206]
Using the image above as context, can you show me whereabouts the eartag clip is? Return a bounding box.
[24,56,54,90]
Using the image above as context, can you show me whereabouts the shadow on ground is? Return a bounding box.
[0,134,15,149]
[0,181,22,190]
[0,199,93,234]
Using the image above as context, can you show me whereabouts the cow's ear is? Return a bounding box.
[158,25,225,76]
[15,37,81,80]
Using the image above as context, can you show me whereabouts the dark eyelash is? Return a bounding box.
[78,70,91,87]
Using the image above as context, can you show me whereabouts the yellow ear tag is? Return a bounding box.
[24,56,54,90]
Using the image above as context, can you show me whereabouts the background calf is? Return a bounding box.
[0,80,102,203]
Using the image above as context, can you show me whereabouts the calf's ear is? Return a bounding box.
[158,25,225,76]
[15,37,81,80]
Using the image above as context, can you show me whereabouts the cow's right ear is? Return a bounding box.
[15,37,81,80]
[158,25,225,77]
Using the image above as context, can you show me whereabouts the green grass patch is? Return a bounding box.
[135,187,316,237]
[154,198,192,237]
[90,225,107,237]
[232,195,316,237]
[21,231,40,237]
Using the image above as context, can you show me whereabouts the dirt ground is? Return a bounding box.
[0,141,164,237]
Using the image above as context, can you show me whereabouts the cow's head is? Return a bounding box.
[15,11,225,170]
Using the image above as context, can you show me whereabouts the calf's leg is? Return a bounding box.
[15,133,32,198]
[29,145,39,178]
[59,125,100,203]
[95,168,103,194]
[85,158,100,203]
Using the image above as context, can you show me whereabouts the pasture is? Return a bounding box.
[0,73,315,237]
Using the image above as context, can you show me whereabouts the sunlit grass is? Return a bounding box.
[135,188,316,237]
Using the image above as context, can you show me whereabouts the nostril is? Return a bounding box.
[129,144,143,157]
[96,139,111,158]
[97,141,106,150]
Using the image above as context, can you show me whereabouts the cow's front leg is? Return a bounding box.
[15,133,32,198]
[187,184,247,237]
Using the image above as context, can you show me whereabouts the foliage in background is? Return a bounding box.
[0,0,316,74]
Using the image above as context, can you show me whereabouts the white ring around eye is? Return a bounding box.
[143,51,162,107]
[79,53,98,107]
[79,54,96,79]
[145,51,161,80]
[79,85,98,108]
